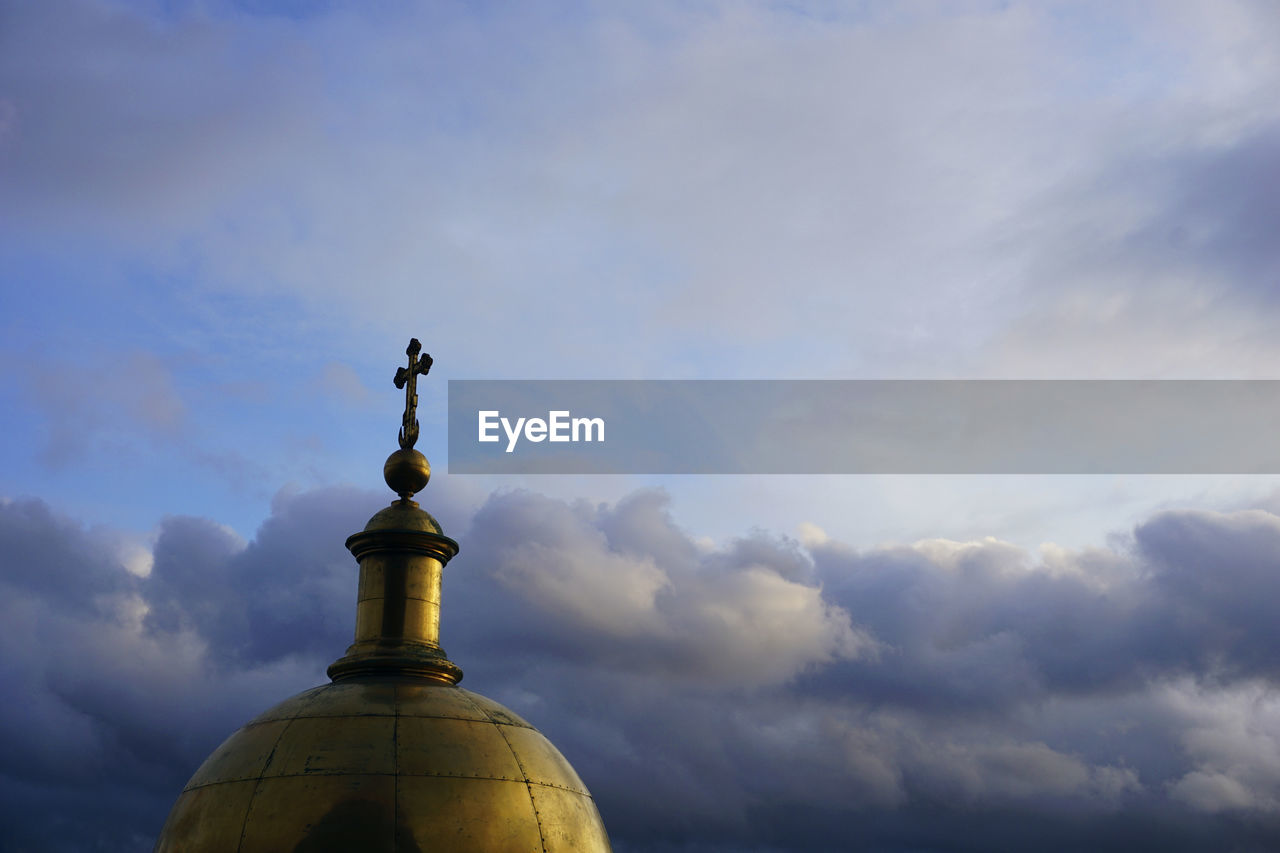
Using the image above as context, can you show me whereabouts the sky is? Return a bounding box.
[3,0,1280,849]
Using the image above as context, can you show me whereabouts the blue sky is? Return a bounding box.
[4,1,1280,850]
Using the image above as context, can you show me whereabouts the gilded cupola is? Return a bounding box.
[154,339,612,852]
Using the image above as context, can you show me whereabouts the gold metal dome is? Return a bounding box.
[154,680,610,852]
[154,340,611,852]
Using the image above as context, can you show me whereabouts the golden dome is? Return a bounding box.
[154,679,610,852]
[154,340,611,852]
[361,498,444,534]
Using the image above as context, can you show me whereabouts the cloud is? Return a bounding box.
[143,485,383,667]
[1162,680,1280,815]
[12,486,1280,849]
[0,496,324,853]
[450,488,873,686]
[0,499,102,596]
[8,0,1280,384]
[1171,770,1257,812]
[976,117,1280,378]
[793,509,1280,724]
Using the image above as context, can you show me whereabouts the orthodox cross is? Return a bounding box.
[394,338,433,450]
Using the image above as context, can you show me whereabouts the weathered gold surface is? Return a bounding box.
[155,680,611,852]
[240,775,396,852]
[357,555,442,603]
[328,514,463,684]
[185,719,291,788]
[353,552,443,646]
[531,784,616,853]
[155,779,257,850]
[154,340,611,851]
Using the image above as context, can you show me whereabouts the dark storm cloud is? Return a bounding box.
[799,507,1280,718]
[0,497,132,609]
[144,486,382,666]
[445,491,1280,848]
[6,488,1280,850]
[447,495,1280,850]
[0,496,329,852]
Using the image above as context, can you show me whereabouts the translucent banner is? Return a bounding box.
[447,380,1280,474]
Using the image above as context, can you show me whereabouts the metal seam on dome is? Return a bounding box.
[251,709,524,725]
[456,689,551,853]
[455,689,534,731]
[233,716,297,853]
[182,773,589,793]
[495,721,549,853]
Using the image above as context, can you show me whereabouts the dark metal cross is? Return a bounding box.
[394,338,433,450]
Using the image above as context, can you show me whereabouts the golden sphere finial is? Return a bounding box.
[384,447,430,500]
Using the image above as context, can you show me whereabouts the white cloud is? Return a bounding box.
[459,488,871,685]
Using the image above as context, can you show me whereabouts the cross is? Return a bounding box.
[393,338,433,450]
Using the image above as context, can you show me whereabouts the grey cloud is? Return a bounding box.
[453,496,1280,849]
[0,497,133,610]
[18,0,1280,383]
[799,509,1280,720]
[5,0,1279,393]
[144,485,383,666]
[1121,124,1280,293]
[1171,770,1257,812]
[0,0,320,237]
[977,118,1280,378]
[0,496,324,852]
[9,487,1280,850]
[1137,509,1280,678]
